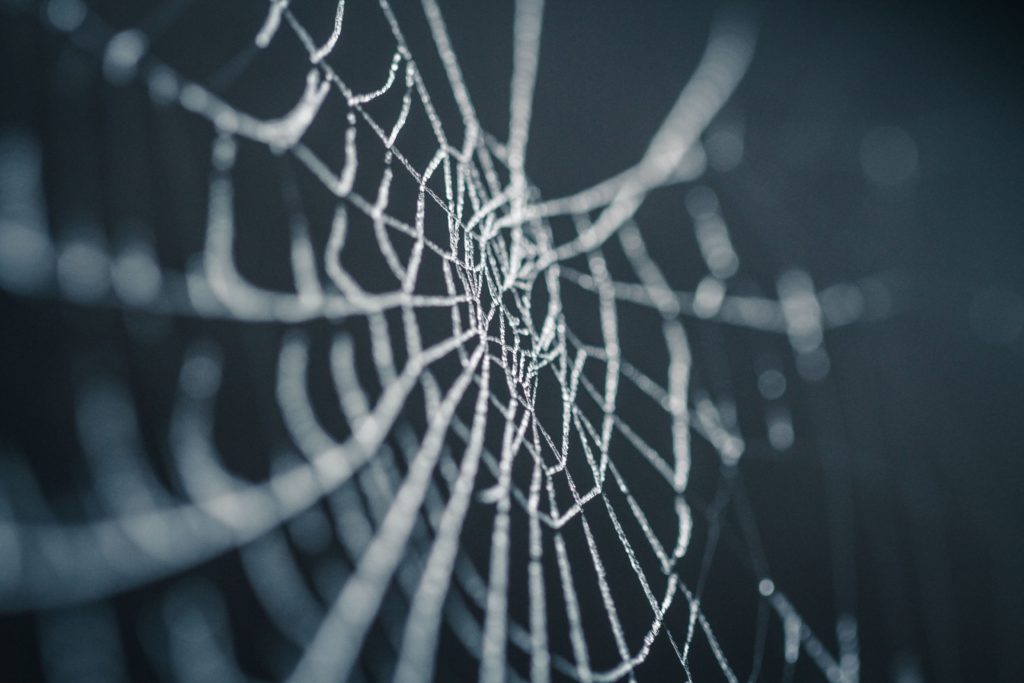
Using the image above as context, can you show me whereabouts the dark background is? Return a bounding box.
[2,0,1023,681]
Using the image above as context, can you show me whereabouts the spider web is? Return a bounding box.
[0,0,879,681]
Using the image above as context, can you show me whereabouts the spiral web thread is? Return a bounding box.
[0,0,875,681]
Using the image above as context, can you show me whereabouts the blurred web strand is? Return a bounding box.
[0,0,868,681]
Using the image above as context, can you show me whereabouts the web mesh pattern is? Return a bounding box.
[0,1,880,681]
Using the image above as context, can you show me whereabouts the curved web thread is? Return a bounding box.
[0,0,878,681]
